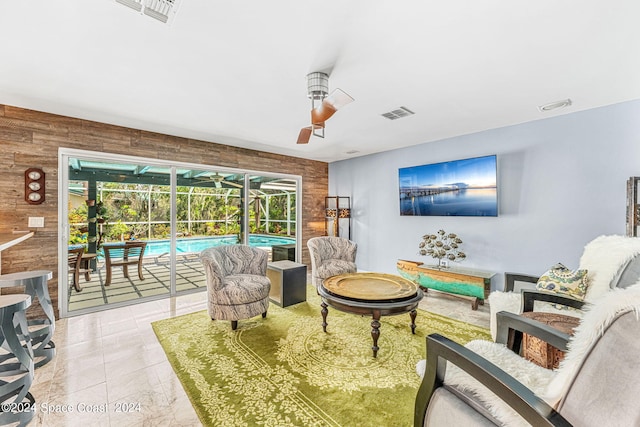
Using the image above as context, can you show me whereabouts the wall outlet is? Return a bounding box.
[439,259,449,268]
[28,217,45,228]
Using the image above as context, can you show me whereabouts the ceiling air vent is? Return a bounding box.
[116,0,181,24]
[381,106,415,120]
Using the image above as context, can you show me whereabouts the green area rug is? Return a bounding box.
[152,289,490,427]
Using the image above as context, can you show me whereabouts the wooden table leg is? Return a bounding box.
[321,301,328,332]
[371,310,381,358]
[410,309,417,334]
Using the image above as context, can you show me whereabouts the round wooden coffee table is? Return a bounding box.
[319,272,424,357]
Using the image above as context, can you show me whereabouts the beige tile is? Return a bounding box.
[100,318,139,338]
[103,345,166,381]
[32,357,57,384]
[38,382,110,427]
[106,366,162,403]
[108,389,172,426]
[56,338,104,360]
[30,377,53,402]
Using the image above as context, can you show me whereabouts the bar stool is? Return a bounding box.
[0,270,55,367]
[0,294,35,426]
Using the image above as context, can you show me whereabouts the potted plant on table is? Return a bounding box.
[95,201,109,224]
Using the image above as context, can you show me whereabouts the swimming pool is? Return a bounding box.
[143,235,296,257]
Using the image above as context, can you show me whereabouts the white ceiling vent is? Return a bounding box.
[381,106,415,120]
[116,0,181,24]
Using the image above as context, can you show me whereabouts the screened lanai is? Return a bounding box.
[63,153,300,316]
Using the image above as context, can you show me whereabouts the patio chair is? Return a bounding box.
[307,236,357,290]
[68,246,87,292]
[103,241,147,286]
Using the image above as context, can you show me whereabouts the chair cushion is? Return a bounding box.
[315,259,357,279]
[216,274,271,305]
[425,387,497,426]
[535,263,589,303]
[614,254,640,289]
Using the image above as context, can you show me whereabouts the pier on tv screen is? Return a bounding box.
[399,155,498,217]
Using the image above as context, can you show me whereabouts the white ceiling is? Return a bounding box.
[1,1,639,162]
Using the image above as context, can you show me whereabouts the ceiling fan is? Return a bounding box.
[188,172,243,189]
[297,72,354,144]
[210,172,243,189]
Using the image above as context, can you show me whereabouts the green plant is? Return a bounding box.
[108,220,129,241]
[96,201,109,222]
[151,223,171,239]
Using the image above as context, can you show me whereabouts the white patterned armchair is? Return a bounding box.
[307,236,357,289]
[200,245,271,330]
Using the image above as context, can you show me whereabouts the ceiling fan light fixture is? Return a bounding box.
[306,72,329,99]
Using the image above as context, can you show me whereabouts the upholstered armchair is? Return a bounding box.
[307,236,357,289]
[488,235,640,340]
[200,245,271,330]
[415,284,640,426]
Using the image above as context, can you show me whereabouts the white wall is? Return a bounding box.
[329,100,640,291]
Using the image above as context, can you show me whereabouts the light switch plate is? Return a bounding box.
[28,217,45,228]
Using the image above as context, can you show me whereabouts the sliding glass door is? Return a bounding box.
[248,175,298,261]
[174,169,244,292]
[60,149,301,317]
[66,158,172,313]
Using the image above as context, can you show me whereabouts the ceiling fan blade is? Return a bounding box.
[311,89,353,125]
[225,180,243,189]
[325,88,354,110]
[297,127,312,144]
[311,104,336,125]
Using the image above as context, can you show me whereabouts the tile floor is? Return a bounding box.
[29,286,490,427]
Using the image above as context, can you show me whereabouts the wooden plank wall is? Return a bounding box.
[0,104,328,319]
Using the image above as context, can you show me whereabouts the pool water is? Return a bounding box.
[143,235,295,257]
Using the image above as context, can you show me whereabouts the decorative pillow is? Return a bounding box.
[536,263,590,302]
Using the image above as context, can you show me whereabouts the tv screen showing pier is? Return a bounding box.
[399,155,498,217]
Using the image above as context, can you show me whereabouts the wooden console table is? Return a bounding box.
[397,260,495,310]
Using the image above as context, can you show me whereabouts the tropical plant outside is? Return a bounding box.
[68,182,296,246]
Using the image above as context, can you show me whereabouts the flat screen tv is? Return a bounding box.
[399,155,498,216]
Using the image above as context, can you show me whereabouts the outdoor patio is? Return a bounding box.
[67,254,206,312]
[68,247,277,312]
